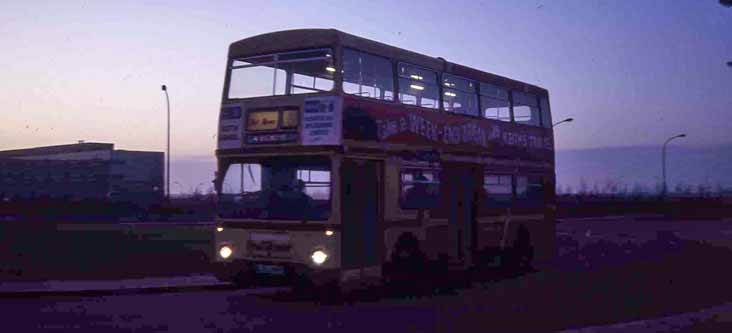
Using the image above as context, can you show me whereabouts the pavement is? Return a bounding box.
[0,274,287,298]
[556,214,665,223]
[3,273,729,333]
[559,302,732,333]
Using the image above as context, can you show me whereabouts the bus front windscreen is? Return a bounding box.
[218,157,331,221]
[227,48,335,99]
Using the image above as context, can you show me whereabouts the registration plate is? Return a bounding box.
[250,232,290,242]
[255,264,285,275]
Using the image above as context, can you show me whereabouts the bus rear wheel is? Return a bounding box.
[383,233,432,297]
[231,269,255,288]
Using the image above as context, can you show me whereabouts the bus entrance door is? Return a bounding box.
[341,159,382,272]
[442,162,481,266]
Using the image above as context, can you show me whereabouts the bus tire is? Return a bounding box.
[431,253,451,294]
[473,246,503,284]
[291,274,315,300]
[385,232,430,297]
[231,269,255,288]
[215,263,254,288]
[314,280,342,305]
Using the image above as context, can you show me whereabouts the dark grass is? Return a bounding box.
[0,223,214,281]
[557,195,732,220]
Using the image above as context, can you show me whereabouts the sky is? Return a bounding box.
[1,1,731,161]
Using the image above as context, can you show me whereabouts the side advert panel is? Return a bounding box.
[342,99,554,162]
[301,96,342,146]
[218,104,244,150]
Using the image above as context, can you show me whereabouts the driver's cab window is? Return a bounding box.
[219,159,331,220]
[296,169,331,200]
[221,163,261,194]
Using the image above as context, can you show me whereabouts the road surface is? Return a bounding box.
[2,217,731,332]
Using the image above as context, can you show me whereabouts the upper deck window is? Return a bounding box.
[443,74,479,116]
[227,49,334,99]
[480,83,511,122]
[512,91,541,127]
[342,49,394,101]
[540,97,552,129]
[398,63,439,109]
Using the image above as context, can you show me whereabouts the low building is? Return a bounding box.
[0,142,163,206]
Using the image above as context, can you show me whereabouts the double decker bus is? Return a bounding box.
[213,29,556,291]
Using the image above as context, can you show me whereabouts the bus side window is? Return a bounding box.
[515,175,543,207]
[342,49,395,101]
[512,91,541,127]
[484,174,512,207]
[443,74,479,116]
[540,97,552,129]
[397,63,439,110]
[400,168,440,209]
[480,83,511,122]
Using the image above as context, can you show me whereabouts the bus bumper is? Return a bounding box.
[213,260,340,287]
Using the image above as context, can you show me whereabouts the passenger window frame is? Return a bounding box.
[511,91,542,127]
[479,82,512,122]
[442,73,480,117]
[399,166,441,209]
[397,62,440,110]
[341,48,396,102]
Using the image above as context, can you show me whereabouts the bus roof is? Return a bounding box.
[228,29,548,97]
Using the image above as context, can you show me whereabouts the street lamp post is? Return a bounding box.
[662,133,686,199]
[161,85,171,202]
[552,118,574,128]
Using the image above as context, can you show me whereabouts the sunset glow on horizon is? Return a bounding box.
[3,1,731,157]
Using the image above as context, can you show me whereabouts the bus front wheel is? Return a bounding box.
[214,262,254,288]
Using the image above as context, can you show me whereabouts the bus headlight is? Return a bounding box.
[219,245,233,259]
[311,250,328,265]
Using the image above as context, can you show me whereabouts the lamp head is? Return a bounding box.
[678,134,687,138]
[161,85,167,91]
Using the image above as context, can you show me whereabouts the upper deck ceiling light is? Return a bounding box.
[325,66,336,73]
[410,84,425,91]
[410,74,423,80]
